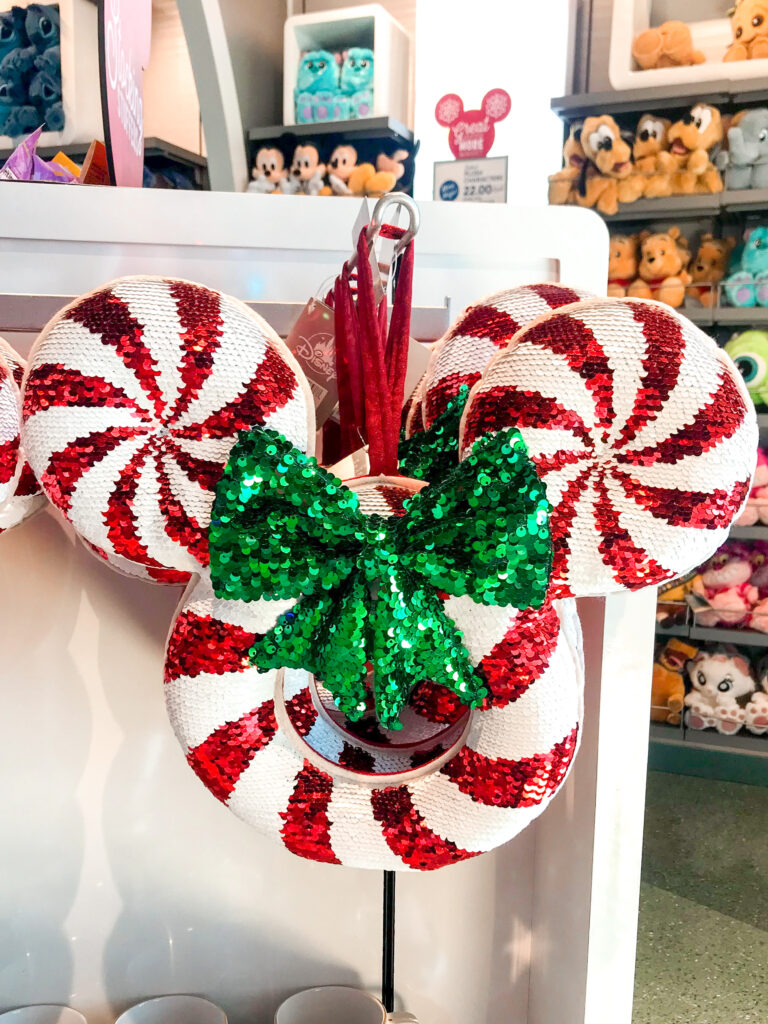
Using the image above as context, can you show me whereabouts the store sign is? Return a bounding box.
[98,0,152,187]
[434,89,511,159]
[434,156,508,204]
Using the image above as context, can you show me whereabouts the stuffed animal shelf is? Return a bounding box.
[687,234,735,307]
[628,228,691,307]
[722,228,768,307]
[717,108,768,190]
[632,20,705,70]
[724,0,768,61]
[653,638,699,725]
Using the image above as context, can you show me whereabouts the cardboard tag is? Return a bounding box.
[285,297,338,426]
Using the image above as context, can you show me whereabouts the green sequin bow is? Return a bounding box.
[209,427,552,730]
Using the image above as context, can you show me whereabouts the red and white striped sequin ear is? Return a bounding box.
[460,297,758,597]
[421,283,594,430]
[0,348,21,517]
[20,276,314,584]
[164,476,583,871]
[0,338,44,533]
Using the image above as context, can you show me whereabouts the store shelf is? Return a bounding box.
[683,306,714,326]
[603,194,721,222]
[552,78,768,122]
[721,187,768,213]
[248,117,413,144]
[711,306,768,326]
[730,525,768,540]
[654,619,690,637]
[0,137,207,170]
[689,623,768,646]
[758,414,768,428]
[649,719,768,753]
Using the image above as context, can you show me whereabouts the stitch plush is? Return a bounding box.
[548,124,591,205]
[684,646,756,734]
[724,0,768,61]
[608,235,639,297]
[632,20,705,69]
[722,228,768,307]
[628,228,691,307]
[717,107,768,189]
[687,234,735,306]
[652,638,699,725]
[726,330,768,404]
[340,47,373,118]
[0,8,27,64]
[25,4,59,52]
[662,104,724,195]
[294,50,340,124]
[248,146,287,194]
[574,114,644,215]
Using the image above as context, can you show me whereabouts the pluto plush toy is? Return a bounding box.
[575,114,644,215]
[666,104,724,194]
[548,124,589,205]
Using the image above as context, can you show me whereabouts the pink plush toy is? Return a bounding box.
[746,656,768,734]
[692,542,757,627]
[735,447,768,526]
[748,542,768,632]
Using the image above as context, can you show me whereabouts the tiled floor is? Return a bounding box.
[632,772,768,1023]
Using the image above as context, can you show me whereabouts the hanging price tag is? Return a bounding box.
[285,297,339,426]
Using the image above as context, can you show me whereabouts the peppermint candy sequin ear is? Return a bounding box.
[20,276,315,583]
[0,338,45,534]
[459,297,758,597]
[0,345,22,517]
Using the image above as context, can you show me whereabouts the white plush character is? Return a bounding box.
[288,143,327,196]
[684,647,755,735]
[746,659,768,735]
[247,146,287,194]
[327,143,357,195]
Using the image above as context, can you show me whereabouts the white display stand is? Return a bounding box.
[0,187,655,1024]
[609,0,768,89]
[283,4,411,128]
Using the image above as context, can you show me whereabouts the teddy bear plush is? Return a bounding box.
[633,20,705,70]
[725,329,768,405]
[573,114,644,215]
[684,645,756,734]
[652,638,699,725]
[247,146,287,194]
[608,235,639,297]
[691,542,757,628]
[633,113,672,190]
[548,124,590,206]
[687,234,735,307]
[717,108,768,189]
[722,227,768,307]
[282,143,331,196]
[724,0,768,61]
[662,104,725,195]
[628,227,691,307]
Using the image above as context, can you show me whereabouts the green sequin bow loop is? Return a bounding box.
[209,427,552,730]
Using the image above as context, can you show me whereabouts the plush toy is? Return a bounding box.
[665,104,724,195]
[340,46,373,118]
[574,114,644,215]
[327,143,358,195]
[726,330,768,405]
[294,50,340,124]
[716,108,768,190]
[687,234,735,307]
[25,4,59,52]
[628,227,691,307]
[548,124,589,205]
[691,542,757,627]
[734,449,768,524]
[284,143,331,196]
[247,146,287,194]
[724,0,768,61]
[632,20,705,69]
[652,638,699,725]
[608,234,639,297]
[347,160,398,197]
[376,148,408,186]
[656,576,694,629]
[0,8,27,64]
[684,646,756,734]
[633,113,671,190]
[746,542,768,631]
[746,657,768,733]
[722,228,768,307]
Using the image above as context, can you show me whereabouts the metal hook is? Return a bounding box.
[366,192,421,256]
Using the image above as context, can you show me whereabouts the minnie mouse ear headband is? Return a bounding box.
[15,270,757,872]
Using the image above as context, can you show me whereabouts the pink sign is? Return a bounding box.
[98,0,152,187]
[435,89,511,160]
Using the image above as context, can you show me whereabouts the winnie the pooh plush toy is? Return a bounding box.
[633,20,705,70]
[687,234,736,306]
[574,114,644,215]
[608,235,639,297]
[629,227,691,307]
[724,0,768,61]
[652,638,699,726]
[665,104,724,194]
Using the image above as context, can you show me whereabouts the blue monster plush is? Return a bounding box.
[340,47,373,118]
[295,49,338,123]
[25,4,60,53]
[723,227,768,308]
[0,7,28,64]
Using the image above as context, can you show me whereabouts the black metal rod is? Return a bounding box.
[382,870,396,1012]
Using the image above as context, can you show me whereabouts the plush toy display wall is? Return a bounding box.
[0,224,758,869]
[0,3,62,138]
[294,46,374,124]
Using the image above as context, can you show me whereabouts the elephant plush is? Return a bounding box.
[718,108,768,190]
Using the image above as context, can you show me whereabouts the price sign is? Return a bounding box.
[98,0,152,187]
[433,156,508,204]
